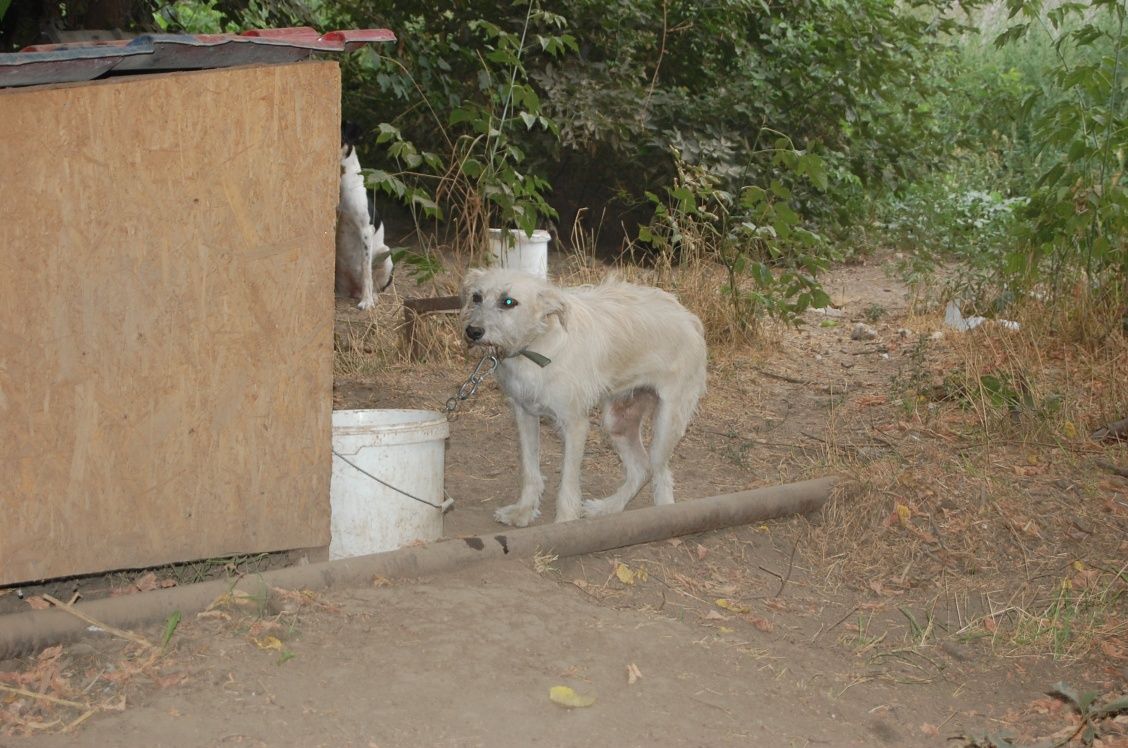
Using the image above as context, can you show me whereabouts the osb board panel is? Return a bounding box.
[0,62,340,585]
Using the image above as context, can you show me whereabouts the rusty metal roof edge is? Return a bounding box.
[0,26,396,89]
[2,37,153,67]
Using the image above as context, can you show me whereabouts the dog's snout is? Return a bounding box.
[465,325,485,342]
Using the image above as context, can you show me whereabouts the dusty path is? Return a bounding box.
[4,258,1125,747]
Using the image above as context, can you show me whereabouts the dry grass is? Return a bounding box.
[799,287,1128,659]
[334,228,772,377]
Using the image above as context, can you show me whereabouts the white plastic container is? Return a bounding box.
[329,409,449,559]
[489,228,550,278]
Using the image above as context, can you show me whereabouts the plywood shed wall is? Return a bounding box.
[0,62,340,586]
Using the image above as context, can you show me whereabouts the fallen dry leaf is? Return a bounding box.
[26,596,50,610]
[745,615,774,633]
[38,644,63,662]
[626,663,642,685]
[252,636,283,651]
[715,598,750,614]
[549,685,596,709]
[1027,697,1065,715]
[920,723,940,737]
[614,562,647,585]
[134,572,159,592]
[695,544,709,561]
[703,609,728,621]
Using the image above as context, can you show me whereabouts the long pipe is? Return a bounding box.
[0,476,837,658]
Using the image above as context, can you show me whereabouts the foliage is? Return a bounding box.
[153,0,232,32]
[326,0,574,243]
[637,144,830,330]
[957,683,1128,747]
[879,166,1029,310]
[994,0,1128,302]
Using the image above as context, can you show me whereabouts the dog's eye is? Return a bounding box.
[501,296,518,309]
[471,292,482,304]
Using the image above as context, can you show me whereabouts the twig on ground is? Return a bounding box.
[42,594,154,650]
[751,366,811,386]
[825,605,860,635]
[1096,460,1128,478]
[770,541,799,598]
[1092,416,1128,442]
[0,684,86,710]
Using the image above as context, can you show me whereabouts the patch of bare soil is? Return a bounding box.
[3,255,1127,747]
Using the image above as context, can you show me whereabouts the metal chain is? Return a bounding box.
[443,353,499,418]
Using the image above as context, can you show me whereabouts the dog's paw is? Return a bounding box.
[494,503,539,527]
[582,498,614,518]
[357,296,376,310]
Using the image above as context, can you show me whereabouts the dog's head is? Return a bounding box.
[340,121,363,160]
[460,268,567,357]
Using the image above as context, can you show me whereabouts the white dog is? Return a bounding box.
[335,123,393,310]
[460,268,707,526]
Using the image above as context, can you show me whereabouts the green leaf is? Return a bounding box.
[769,180,791,200]
[375,122,400,144]
[161,610,182,648]
[993,23,1030,48]
[740,186,767,208]
[1094,695,1128,717]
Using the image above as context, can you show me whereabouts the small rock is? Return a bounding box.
[929,331,944,341]
[813,306,846,318]
[851,323,878,341]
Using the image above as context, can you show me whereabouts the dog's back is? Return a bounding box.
[562,278,706,393]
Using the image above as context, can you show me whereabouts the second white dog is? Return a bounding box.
[461,268,707,526]
[335,124,393,310]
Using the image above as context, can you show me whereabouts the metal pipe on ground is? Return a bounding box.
[0,476,838,658]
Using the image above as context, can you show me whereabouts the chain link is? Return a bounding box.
[444,353,499,417]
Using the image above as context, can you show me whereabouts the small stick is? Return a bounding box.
[0,683,87,710]
[63,708,98,732]
[1096,460,1128,479]
[774,541,799,598]
[42,594,154,650]
[751,366,811,386]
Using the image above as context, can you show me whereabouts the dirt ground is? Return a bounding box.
[3,255,1126,747]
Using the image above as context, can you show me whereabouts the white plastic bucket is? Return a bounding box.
[330,409,449,559]
[489,228,550,278]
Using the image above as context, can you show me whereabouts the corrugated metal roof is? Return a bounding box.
[0,26,395,89]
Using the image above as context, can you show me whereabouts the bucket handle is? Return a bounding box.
[332,449,454,513]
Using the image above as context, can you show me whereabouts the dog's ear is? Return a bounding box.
[541,286,569,331]
[460,268,486,303]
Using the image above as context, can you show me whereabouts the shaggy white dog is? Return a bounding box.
[335,125,393,309]
[460,268,707,526]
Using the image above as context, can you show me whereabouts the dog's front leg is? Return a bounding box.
[553,415,589,523]
[494,403,544,527]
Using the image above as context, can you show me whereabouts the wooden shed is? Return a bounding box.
[0,30,391,586]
